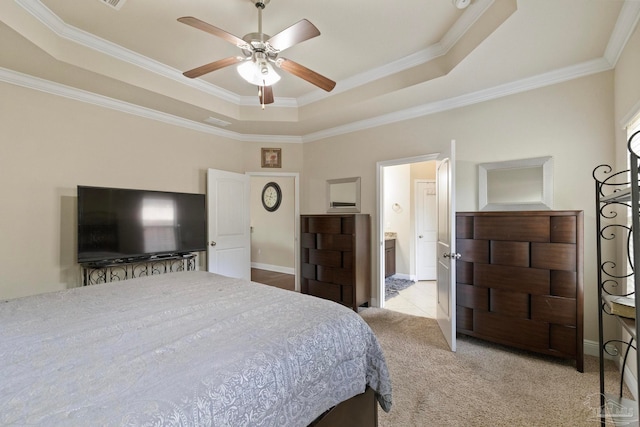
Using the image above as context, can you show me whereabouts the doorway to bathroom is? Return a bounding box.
[380,160,437,318]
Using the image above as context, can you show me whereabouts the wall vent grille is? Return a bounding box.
[98,0,127,10]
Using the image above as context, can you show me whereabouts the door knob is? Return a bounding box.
[419,235,424,238]
[210,241,217,247]
[443,252,461,259]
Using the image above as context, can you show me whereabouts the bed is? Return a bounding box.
[0,271,392,426]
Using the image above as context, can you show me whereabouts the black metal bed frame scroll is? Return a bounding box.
[81,253,197,286]
[594,129,640,426]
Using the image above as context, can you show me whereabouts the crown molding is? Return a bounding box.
[0,56,615,145]
[238,94,298,108]
[5,0,638,144]
[301,0,640,142]
[0,66,302,143]
[604,0,640,66]
[301,57,614,143]
[15,0,242,105]
[16,0,493,109]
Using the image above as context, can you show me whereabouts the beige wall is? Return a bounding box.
[301,71,616,343]
[0,82,303,299]
[249,175,296,271]
[243,141,303,175]
[3,27,640,346]
[383,164,411,277]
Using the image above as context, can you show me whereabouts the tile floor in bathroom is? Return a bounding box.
[384,280,436,318]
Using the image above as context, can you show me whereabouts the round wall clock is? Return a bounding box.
[261,182,282,212]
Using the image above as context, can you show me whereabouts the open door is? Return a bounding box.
[436,140,457,352]
[207,168,251,281]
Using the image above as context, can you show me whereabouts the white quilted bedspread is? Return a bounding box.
[0,271,392,426]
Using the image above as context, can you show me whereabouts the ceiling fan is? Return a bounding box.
[178,0,336,106]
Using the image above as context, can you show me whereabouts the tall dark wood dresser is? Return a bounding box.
[456,210,584,371]
[301,214,371,311]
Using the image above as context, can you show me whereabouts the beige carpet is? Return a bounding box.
[359,308,627,427]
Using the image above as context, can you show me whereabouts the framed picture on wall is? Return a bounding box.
[261,148,282,168]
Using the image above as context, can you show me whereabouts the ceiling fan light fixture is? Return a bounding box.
[237,60,281,86]
[179,0,335,101]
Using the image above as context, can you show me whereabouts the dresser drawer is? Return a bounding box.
[307,216,343,234]
[457,239,489,263]
[531,295,576,326]
[308,280,341,303]
[309,249,342,268]
[474,264,550,295]
[318,234,353,251]
[317,266,354,286]
[474,216,551,242]
[474,311,549,349]
[457,283,488,310]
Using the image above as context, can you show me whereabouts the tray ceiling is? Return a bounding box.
[0,0,636,141]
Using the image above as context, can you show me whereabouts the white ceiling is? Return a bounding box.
[0,0,638,142]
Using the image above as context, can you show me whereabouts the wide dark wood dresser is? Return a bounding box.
[301,214,370,311]
[456,210,584,371]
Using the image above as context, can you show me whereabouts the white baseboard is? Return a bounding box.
[251,262,295,275]
[623,361,639,400]
[584,339,606,358]
[585,339,638,401]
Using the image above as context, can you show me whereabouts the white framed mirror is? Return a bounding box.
[478,156,553,211]
[327,177,361,213]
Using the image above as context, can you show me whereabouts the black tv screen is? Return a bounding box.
[77,186,206,263]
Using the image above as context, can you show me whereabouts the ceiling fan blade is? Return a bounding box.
[183,56,243,79]
[276,58,336,92]
[259,85,274,105]
[266,19,320,52]
[178,17,248,48]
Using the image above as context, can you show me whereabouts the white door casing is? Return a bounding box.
[247,171,301,292]
[207,168,251,281]
[376,153,439,308]
[436,140,457,352]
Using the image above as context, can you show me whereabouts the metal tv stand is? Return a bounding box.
[81,253,197,286]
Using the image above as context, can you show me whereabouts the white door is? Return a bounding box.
[436,141,457,352]
[207,168,251,281]
[416,180,437,280]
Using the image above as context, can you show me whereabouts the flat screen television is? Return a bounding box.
[77,185,207,264]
